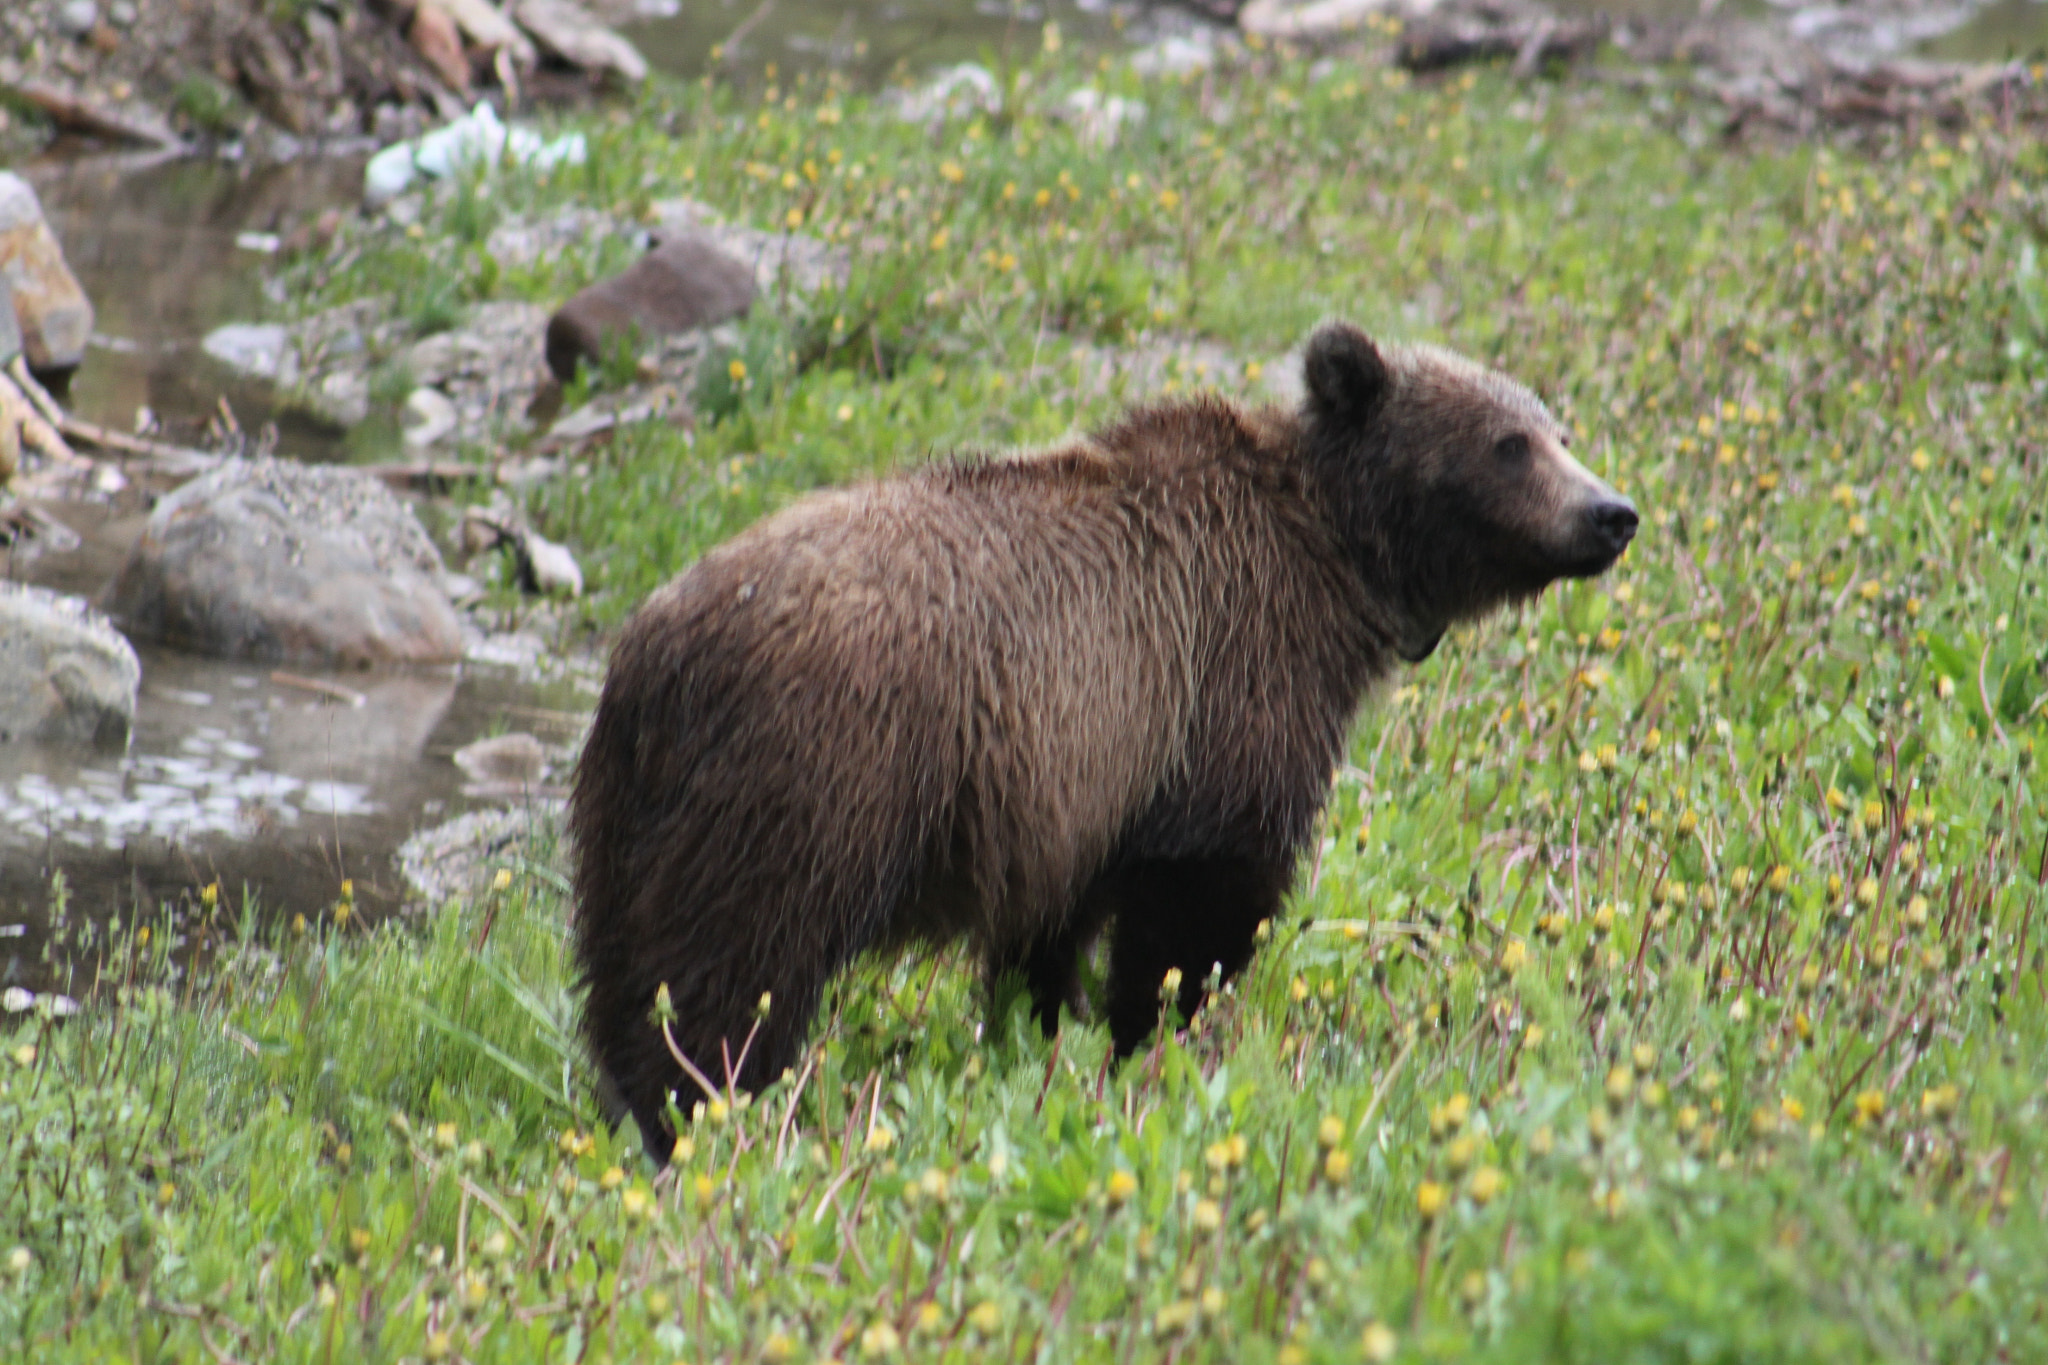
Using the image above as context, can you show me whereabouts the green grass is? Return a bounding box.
[6,38,2048,1363]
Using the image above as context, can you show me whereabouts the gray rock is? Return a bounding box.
[452,731,549,797]
[106,459,466,666]
[0,172,95,374]
[202,322,295,384]
[402,300,551,434]
[513,0,649,83]
[0,582,140,749]
[398,803,565,909]
[544,233,756,382]
[0,277,21,366]
[55,0,100,38]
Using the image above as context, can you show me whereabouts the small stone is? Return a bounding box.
[453,732,548,788]
[201,322,293,384]
[108,1,138,26]
[55,0,100,39]
[399,805,564,908]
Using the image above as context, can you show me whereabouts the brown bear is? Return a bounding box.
[570,322,1637,1157]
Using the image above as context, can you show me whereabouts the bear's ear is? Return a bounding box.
[1303,322,1390,424]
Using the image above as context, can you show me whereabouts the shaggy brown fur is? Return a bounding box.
[571,322,1638,1157]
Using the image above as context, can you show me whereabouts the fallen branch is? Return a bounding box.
[8,358,218,473]
[363,460,490,493]
[57,413,220,473]
[5,358,67,429]
[2,79,185,149]
[1398,16,1608,75]
[0,368,81,465]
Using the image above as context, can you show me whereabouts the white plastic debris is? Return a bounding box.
[363,102,588,207]
[890,63,1002,124]
[1061,89,1148,148]
[401,386,459,449]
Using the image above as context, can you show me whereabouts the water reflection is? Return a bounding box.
[0,643,585,992]
[22,151,365,460]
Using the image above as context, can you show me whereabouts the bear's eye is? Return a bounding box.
[1494,434,1531,463]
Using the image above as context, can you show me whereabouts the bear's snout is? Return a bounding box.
[1589,499,1639,557]
[1562,495,1639,576]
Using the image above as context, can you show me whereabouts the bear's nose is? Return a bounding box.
[1590,499,1639,555]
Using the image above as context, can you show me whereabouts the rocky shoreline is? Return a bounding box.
[4,0,2044,165]
[1,0,650,159]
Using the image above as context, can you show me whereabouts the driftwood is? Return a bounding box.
[1398,15,1608,75]
[1,79,184,148]
[0,367,80,466]
[7,358,219,471]
[4,357,220,475]
[364,460,492,493]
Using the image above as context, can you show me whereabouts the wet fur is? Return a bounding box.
[571,323,1633,1156]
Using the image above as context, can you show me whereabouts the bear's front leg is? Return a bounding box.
[1102,856,1292,1056]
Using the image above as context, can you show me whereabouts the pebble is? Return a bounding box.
[55,0,99,38]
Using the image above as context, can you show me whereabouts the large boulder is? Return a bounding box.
[106,459,467,666]
[544,233,757,382]
[0,172,95,374]
[0,582,140,749]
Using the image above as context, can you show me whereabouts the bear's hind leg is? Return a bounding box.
[985,897,1112,1040]
[1103,857,1290,1056]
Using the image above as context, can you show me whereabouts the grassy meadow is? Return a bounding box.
[6,32,2048,1363]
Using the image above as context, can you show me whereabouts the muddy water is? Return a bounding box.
[25,150,367,459]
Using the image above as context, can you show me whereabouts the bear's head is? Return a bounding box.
[1301,322,1638,661]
